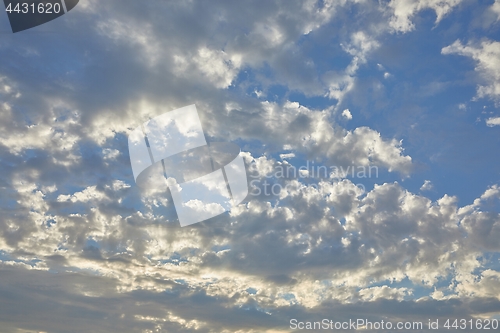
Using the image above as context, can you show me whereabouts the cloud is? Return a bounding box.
[0,0,499,331]
[192,48,242,89]
[486,117,500,127]
[420,180,433,191]
[326,31,380,103]
[342,109,353,120]
[442,39,500,104]
[492,0,500,22]
[1,172,500,331]
[386,0,463,33]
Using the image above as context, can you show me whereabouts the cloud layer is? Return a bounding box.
[0,0,499,332]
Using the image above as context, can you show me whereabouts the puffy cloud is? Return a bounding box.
[193,48,242,89]
[1,162,500,331]
[326,31,380,103]
[0,0,499,331]
[231,101,412,174]
[341,109,353,120]
[492,0,500,22]
[358,286,411,302]
[0,89,497,328]
[486,116,500,127]
[442,39,500,104]
[386,0,463,33]
[420,180,433,191]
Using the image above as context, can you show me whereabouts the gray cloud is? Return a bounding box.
[0,0,499,332]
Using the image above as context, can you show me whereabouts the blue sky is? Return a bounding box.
[0,0,500,332]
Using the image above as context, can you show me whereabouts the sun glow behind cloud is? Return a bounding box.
[0,0,499,332]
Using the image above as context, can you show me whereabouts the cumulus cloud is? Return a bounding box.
[234,101,412,174]
[442,39,500,104]
[326,31,380,103]
[386,0,463,33]
[342,109,353,120]
[2,159,500,331]
[0,0,499,332]
[420,180,433,191]
[486,116,500,127]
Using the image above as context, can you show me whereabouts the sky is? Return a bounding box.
[0,0,500,332]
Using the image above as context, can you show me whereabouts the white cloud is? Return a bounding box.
[325,72,356,101]
[251,101,412,175]
[0,1,499,331]
[420,180,433,191]
[57,186,107,203]
[326,31,380,103]
[492,0,500,22]
[102,148,120,160]
[341,109,353,120]
[486,116,500,127]
[358,286,411,302]
[442,39,500,104]
[342,31,380,63]
[2,147,500,330]
[193,48,242,89]
[387,0,463,33]
[279,153,295,160]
